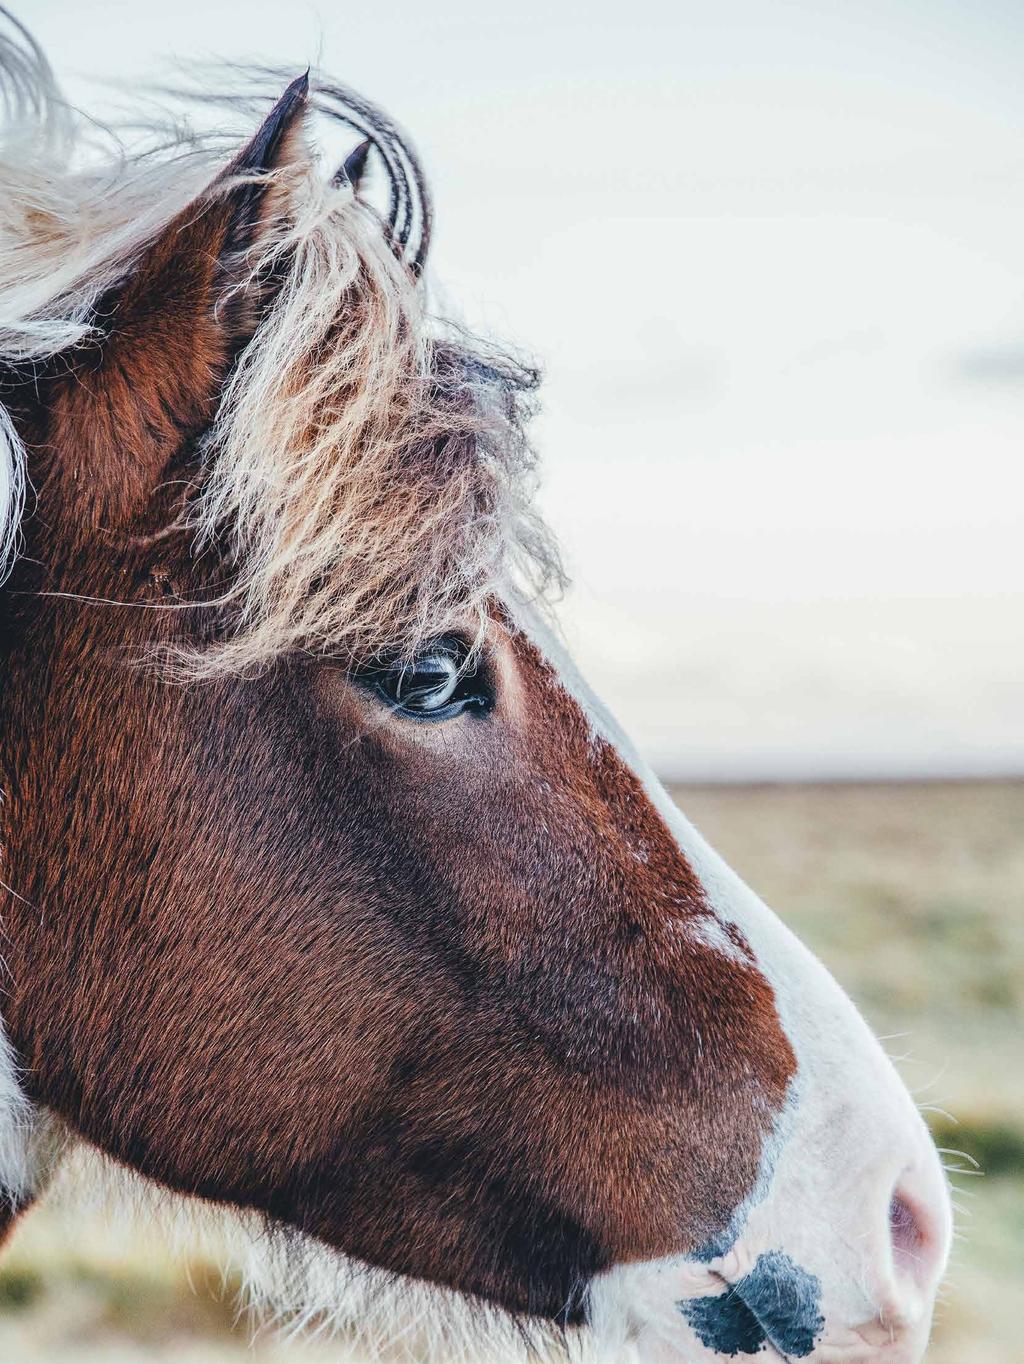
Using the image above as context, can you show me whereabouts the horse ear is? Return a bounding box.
[334,137,371,192]
[52,77,310,526]
[114,71,311,345]
[218,73,310,276]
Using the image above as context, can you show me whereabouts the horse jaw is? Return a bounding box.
[15,1134,630,1364]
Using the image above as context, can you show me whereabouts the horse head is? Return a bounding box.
[0,21,950,1363]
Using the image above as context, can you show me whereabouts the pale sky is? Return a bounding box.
[28,0,1024,778]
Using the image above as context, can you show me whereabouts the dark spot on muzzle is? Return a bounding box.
[679,1251,824,1358]
[737,1252,824,1356]
[680,1291,766,1356]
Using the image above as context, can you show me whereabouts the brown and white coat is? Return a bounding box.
[0,17,950,1364]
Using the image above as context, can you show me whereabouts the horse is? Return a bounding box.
[0,14,950,1364]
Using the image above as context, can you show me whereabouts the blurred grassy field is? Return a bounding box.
[0,780,1020,1362]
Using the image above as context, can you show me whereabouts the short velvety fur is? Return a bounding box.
[0,38,796,1331]
[0,578,795,1316]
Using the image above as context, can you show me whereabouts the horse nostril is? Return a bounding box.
[889,1185,935,1284]
[889,1191,920,1255]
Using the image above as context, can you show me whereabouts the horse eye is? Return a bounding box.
[361,640,494,721]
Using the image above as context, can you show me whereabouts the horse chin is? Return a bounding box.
[21,1122,619,1364]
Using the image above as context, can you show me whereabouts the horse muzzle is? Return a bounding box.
[591,1068,952,1364]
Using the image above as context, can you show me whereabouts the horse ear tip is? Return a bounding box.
[235,71,310,176]
[337,137,372,189]
[278,70,310,112]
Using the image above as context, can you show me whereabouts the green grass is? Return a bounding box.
[0,779,1019,1361]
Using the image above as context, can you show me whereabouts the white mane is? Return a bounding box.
[0,13,561,670]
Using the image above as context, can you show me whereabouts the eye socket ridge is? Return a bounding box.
[359,637,494,721]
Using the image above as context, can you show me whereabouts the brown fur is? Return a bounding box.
[0,79,795,1324]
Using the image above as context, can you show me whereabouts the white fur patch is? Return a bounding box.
[33,1142,625,1364]
[0,1026,36,1205]
[685,914,751,964]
